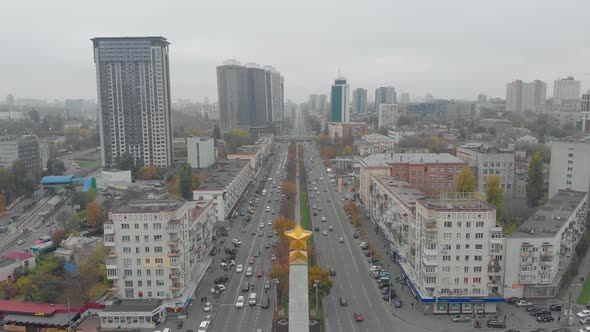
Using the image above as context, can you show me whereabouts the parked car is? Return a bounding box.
[536,315,554,322]
[550,304,563,311]
[507,297,521,305]
[486,320,506,328]
[452,315,470,322]
[383,294,390,301]
[533,309,552,317]
[203,302,212,312]
[515,300,533,307]
[394,299,403,308]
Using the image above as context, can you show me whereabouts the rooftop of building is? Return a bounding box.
[550,136,590,144]
[112,199,188,213]
[191,200,213,221]
[418,196,495,212]
[3,251,34,261]
[0,135,38,143]
[361,153,465,167]
[479,118,512,123]
[458,143,514,154]
[510,190,587,239]
[0,258,16,268]
[103,299,163,313]
[91,36,169,44]
[194,159,250,191]
[186,136,214,142]
[231,146,262,155]
[362,133,394,140]
[371,175,425,208]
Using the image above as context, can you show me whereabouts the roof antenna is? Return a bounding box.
[338,68,341,78]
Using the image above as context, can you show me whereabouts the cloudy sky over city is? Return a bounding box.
[1,0,588,103]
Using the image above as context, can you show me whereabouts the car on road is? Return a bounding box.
[314,226,320,232]
[249,256,255,264]
[260,222,265,228]
[257,270,264,278]
[232,239,242,246]
[261,295,270,309]
[268,220,272,226]
[313,212,318,216]
[339,297,348,306]
[515,300,533,307]
[264,280,271,289]
[532,309,552,317]
[452,315,470,322]
[383,294,390,301]
[235,296,245,308]
[527,305,543,313]
[536,314,554,322]
[578,327,590,332]
[246,267,253,277]
[236,264,243,273]
[486,320,506,328]
[394,299,403,308]
[321,216,326,222]
[214,275,229,284]
[203,302,212,312]
[329,268,336,276]
[339,237,344,243]
[264,242,271,249]
[271,253,277,261]
[267,232,273,238]
[242,282,250,292]
[578,310,590,319]
[328,225,334,231]
[360,242,368,249]
[17,239,24,245]
[258,230,264,237]
[322,231,328,236]
[197,320,210,332]
[354,313,364,322]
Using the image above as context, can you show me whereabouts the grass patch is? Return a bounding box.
[577,272,590,304]
[74,160,98,168]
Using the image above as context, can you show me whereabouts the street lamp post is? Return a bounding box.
[314,280,320,316]
[388,264,392,303]
[274,278,279,315]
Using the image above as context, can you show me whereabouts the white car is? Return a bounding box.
[515,300,532,307]
[259,222,265,228]
[268,220,272,226]
[197,320,210,332]
[236,264,244,273]
[246,266,253,277]
[321,216,327,222]
[578,327,590,332]
[577,310,590,319]
[203,301,212,312]
[236,296,245,308]
[232,239,242,246]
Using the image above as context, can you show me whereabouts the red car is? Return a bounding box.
[354,312,364,322]
[248,256,255,265]
[257,270,264,278]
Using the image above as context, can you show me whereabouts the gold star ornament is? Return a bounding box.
[284,224,312,264]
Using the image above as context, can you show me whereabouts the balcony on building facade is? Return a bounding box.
[487,281,499,288]
[488,266,501,276]
[104,223,115,234]
[106,252,117,258]
[520,251,532,257]
[168,238,181,246]
[104,234,116,246]
[422,257,437,266]
[166,222,182,234]
[170,283,182,291]
[170,273,180,280]
[424,237,438,244]
[168,250,181,257]
[423,220,438,232]
[541,251,554,257]
[422,248,437,256]
[108,287,119,292]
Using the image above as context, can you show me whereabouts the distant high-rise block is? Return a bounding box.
[506,80,546,113]
[378,104,399,129]
[352,88,367,114]
[375,87,396,111]
[553,76,581,104]
[92,36,173,168]
[217,60,283,130]
[399,93,410,104]
[330,77,350,123]
[581,90,590,134]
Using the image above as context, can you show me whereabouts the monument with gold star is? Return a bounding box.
[285,223,312,332]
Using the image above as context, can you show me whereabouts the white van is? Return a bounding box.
[198,320,210,332]
[248,292,257,306]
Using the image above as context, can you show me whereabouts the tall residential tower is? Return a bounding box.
[92,37,173,168]
[330,77,350,123]
[375,86,397,111]
[352,88,367,114]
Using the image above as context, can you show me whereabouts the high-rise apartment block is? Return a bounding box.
[456,144,515,194]
[400,92,410,104]
[217,60,284,131]
[0,135,41,176]
[104,199,216,303]
[186,137,215,169]
[504,190,587,298]
[548,137,590,198]
[506,80,546,113]
[377,104,400,129]
[92,37,173,168]
[352,88,367,114]
[582,90,590,134]
[330,77,350,123]
[553,76,581,104]
[375,86,397,111]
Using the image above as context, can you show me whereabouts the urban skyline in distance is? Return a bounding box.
[0,0,589,103]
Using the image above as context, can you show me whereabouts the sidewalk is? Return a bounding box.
[560,245,590,306]
[163,257,212,309]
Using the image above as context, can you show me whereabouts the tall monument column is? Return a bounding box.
[285,224,312,332]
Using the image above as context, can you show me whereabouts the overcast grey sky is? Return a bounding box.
[0,0,588,103]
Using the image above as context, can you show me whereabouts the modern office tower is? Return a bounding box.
[456,144,515,194]
[92,37,173,168]
[477,94,488,104]
[553,76,581,104]
[309,94,319,112]
[506,80,546,113]
[217,60,250,130]
[330,77,350,123]
[548,137,590,198]
[582,90,590,134]
[104,199,216,302]
[0,135,41,175]
[186,137,216,169]
[6,94,15,110]
[377,104,400,129]
[375,86,397,111]
[399,92,410,104]
[352,88,367,114]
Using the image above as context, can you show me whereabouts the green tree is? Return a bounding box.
[16,276,37,301]
[486,175,504,219]
[46,159,66,176]
[456,166,476,194]
[526,151,544,207]
[308,265,334,298]
[213,123,221,140]
[71,191,88,210]
[179,163,193,200]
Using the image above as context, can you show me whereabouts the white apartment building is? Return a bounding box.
[193,159,253,221]
[548,137,590,199]
[378,104,400,129]
[355,133,396,157]
[456,144,515,194]
[504,190,587,298]
[406,196,502,314]
[359,154,397,203]
[387,129,417,145]
[104,199,216,306]
[553,76,581,104]
[186,136,216,169]
[368,175,424,261]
